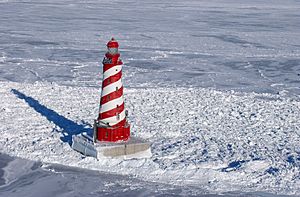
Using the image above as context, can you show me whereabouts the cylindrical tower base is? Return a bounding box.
[95,120,130,142]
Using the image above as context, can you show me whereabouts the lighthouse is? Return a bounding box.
[72,38,151,158]
[94,38,130,142]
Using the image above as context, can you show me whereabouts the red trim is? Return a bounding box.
[100,86,123,105]
[98,102,124,120]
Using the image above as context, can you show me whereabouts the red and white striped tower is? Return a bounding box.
[95,38,130,142]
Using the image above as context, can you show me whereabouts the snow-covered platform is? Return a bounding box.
[72,133,151,159]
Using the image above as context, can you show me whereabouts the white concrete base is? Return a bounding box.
[72,133,152,159]
[94,137,152,158]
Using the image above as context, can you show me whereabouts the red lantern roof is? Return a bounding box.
[107,37,119,48]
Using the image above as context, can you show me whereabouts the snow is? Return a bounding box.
[0,81,299,195]
[0,0,300,195]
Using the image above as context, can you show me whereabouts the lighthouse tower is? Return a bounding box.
[95,38,130,142]
[72,38,151,158]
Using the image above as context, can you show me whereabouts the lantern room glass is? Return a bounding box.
[108,47,118,55]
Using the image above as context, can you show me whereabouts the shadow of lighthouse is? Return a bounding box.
[11,89,91,145]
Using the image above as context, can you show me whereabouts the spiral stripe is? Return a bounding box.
[103,59,121,72]
[101,78,123,97]
[102,71,122,88]
[98,49,127,128]
[100,86,123,105]
[110,118,127,128]
[100,110,126,126]
[99,102,125,119]
[103,65,122,80]
[100,96,124,113]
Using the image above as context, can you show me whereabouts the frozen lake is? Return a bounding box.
[0,154,203,197]
[0,0,300,196]
[1,154,280,197]
[0,0,299,96]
